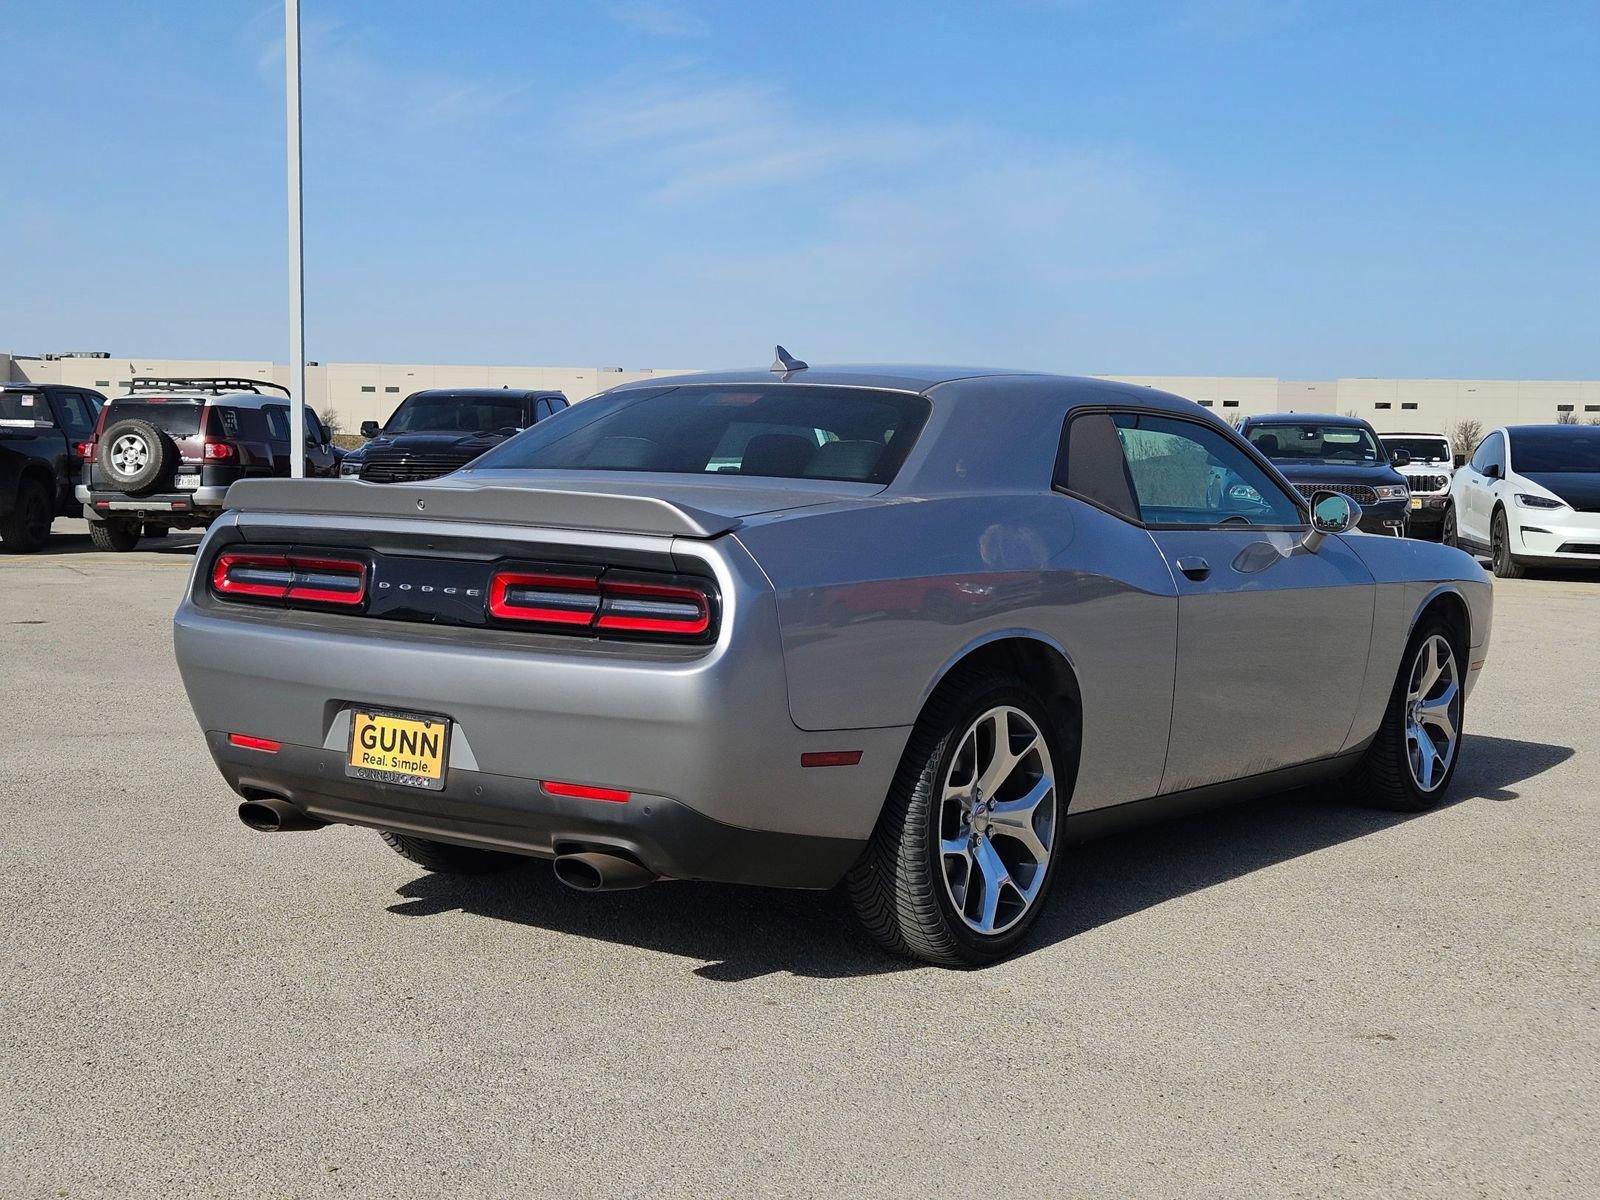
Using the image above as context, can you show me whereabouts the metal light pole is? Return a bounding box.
[286,0,306,477]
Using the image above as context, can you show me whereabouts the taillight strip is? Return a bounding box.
[489,568,714,641]
[211,550,367,607]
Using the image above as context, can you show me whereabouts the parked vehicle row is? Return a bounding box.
[174,357,1494,966]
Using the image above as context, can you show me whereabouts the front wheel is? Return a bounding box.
[1348,619,1465,812]
[1490,509,1526,579]
[1441,506,1458,548]
[848,670,1067,967]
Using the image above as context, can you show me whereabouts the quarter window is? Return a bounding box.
[1055,412,1140,520]
[1111,413,1302,528]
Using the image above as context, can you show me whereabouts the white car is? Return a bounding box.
[1379,431,1455,540]
[1447,424,1600,577]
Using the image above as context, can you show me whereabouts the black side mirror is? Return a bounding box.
[1303,490,1361,553]
[1389,448,1411,467]
[1453,453,1467,468]
[359,420,380,439]
[1485,463,1502,480]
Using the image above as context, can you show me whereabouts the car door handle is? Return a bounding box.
[1174,556,1211,581]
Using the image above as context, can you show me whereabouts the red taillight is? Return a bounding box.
[228,733,281,753]
[541,780,631,803]
[489,568,714,640]
[76,440,96,459]
[211,550,367,607]
[203,441,236,461]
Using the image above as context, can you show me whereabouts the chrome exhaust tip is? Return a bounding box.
[237,797,327,833]
[552,850,657,892]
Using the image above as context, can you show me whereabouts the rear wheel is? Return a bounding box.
[1347,618,1464,812]
[87,517,141,552]
[848,670,1066,967]
[0,478,52,553]
[1490,508,1526,579]
[378,830,523,874]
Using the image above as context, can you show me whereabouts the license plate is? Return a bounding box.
[346,709,449,790]
[176,474,201,490]
[1410,496,1422,509]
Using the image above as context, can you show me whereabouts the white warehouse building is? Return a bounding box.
[4,351,1598,434]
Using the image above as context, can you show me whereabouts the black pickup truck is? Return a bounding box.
[1,382,106,552]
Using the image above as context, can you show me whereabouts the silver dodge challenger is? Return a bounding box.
[174,357,1493,966]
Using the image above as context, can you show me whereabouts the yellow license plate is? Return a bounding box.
[346,709,449,790]
[1410,496,1422,509]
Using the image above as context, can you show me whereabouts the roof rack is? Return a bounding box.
[127,376,292,397]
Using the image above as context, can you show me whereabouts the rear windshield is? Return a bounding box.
[469,385,932,484]
[1381,436,1452,463]
[386,393,526,434]
[105,400,205,437]
[1511,429,1600,472]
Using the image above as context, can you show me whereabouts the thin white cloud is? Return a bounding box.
[605,1,709,38]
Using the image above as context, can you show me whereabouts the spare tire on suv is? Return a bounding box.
[97,418,178,496]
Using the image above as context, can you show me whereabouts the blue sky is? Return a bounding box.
[4,1,1598,377]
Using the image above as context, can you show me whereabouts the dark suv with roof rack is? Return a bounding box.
[340,388,569,484]
[77,378,339,551]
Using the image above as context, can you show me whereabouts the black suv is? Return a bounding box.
[78,378,339,551]
[1238,413,1415,536]
[1,382,106,552]
[341,387,569,483]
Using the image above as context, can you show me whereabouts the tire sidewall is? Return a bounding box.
[921,680,1069,963]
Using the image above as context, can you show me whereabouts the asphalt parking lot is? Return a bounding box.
[2,519,1595,1199]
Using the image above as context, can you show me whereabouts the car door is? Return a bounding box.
[1107,410,1376,794]
[1458,431,1504,545]
[50,391,101,512]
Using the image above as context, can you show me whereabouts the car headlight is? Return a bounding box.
[1374,485,1409,501]
[1515,492,1565,510]
[339,461,361,476]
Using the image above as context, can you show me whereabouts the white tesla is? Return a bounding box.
[1448,424,1600,577]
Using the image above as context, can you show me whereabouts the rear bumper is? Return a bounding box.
[78,484,228,514]
[207,733,863,887]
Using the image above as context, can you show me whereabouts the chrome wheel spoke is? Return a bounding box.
[1403,635,1459,793]
[971,837,1010,933]
[987,776,1052,861]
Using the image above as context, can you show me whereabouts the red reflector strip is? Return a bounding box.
[801,750,863,768]
[541,780,631,803]
[228,733,281,753]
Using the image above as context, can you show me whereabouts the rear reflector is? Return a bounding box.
[228,733,281,753]
[801,750,863,768]
[211,550,367,607]
[203,441,236,461]
[541,780,631,803]
[490,566,714,641]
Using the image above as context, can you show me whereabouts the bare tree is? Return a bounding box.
[1450,419,1483,458]
[1555,409,1580,425]
[320,407,343,436]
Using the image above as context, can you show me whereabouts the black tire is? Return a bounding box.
[378,830,523,875]
[96,418,177,495]
[1346,616,1465,813]
[1441,505,1458,548]
[0,477,52,553]
[1490,508,1526,579]
[847,668,1069,967]
[87,517,141,552]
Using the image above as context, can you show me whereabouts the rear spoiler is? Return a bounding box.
[223,478,740,538]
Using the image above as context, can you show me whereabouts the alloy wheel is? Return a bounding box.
[1404,634,1461,793]
[938,705,1056,935]
[110,433,150,476]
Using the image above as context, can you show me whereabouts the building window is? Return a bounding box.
[95,380,110,387]
[118,380,131,388]
[385,386,399,393]
[1585,405,1599,413]
[1198,400,1214,407]
[360,385,375,393]
[1222,400,1239,408]
[1374,402,1391,409]
[1401,402,1418,410]
[1557,404,1574,412]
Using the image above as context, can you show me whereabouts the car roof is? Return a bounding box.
[1240,411,1370,427]
[404,388,561,399]
[1380,431,1450,439]
[111,391,298,409]
[1506,424,1600,436]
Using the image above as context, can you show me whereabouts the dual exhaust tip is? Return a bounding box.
[236,799,656,891]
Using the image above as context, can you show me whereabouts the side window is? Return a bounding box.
[263,405,291,441]
[1054,412,1140,521]
[53,392,97,439]
[1111,412,1302,528]
[304,407,326,444]
[1469,432,1504,475]
[534,398,551,421]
